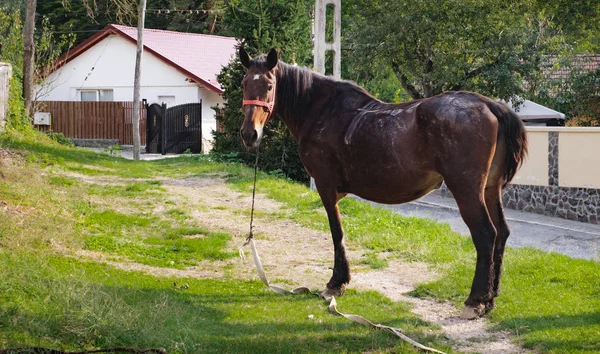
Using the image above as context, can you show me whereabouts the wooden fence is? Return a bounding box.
[33,101,147,145]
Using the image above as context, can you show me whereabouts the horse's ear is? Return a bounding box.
[239,47,251,69]
[266,48,278,70]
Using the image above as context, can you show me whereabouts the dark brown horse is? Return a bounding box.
[238,48,527,319]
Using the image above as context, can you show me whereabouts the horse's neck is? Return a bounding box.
[274,69,379,142]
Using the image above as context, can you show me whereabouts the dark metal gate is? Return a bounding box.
[145,102,202,154]
[146,103,165,154]
[164,102,202,154]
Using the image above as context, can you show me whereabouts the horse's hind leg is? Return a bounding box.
[484,184,510,310]
[444,178,497,319]
[483,138,510,311]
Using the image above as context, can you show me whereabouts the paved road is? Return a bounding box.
[79,146,182,161]
[369,193,600,260]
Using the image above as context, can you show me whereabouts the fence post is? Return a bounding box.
[0,62,12,132]
[161,103,167,155]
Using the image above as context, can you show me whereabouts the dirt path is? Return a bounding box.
[164,177,532,354]
[70,174,531,353]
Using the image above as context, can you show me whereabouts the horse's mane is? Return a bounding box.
[251,55,381,120]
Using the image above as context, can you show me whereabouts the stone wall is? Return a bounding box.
[438,129,600,224]
[502,185,599,224]
[501,130,600,224]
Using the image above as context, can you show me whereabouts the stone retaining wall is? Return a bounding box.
[502,185,599,224]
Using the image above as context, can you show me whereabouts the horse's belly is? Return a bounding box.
[343,170,443,205]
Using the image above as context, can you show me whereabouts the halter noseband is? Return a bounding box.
[242,78,276,117]
[242,99,274,115]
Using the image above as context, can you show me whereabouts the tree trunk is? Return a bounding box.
[23,0,37,117]
[132,0,147,161]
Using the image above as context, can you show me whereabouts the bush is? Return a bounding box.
[210,0,313,184]
[46,131,74,146]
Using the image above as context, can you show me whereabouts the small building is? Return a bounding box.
[506,98,566,126]
[37,24,237,150]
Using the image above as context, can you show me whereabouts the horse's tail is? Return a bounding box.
[485,100,528,187]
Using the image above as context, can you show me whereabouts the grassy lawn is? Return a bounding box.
[1,132,599,353]
[230,171,600,354]
[0,133,451,353]
[1,252,443,353]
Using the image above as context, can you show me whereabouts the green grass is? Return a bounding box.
[360,252,389,270]
[2,132,600,353]
[228,174,600,353]
[79,207,236,269]
[0,252,450,353]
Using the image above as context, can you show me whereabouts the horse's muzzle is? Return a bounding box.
[240,128,262,150]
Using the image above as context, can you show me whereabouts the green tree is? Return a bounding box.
[211,0,313,183]
[535,0,600,52]
[345,0,562,100]
[36,0,227,47]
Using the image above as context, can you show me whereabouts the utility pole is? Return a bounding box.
[23,0,37,116]
[132,0,147,160]
[311,0,341,189]
[314,0,341,78]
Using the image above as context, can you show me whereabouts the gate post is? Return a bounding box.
[311,0,341,189]
[161,103,167,155]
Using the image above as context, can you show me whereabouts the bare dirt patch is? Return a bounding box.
[351,262,529,353]
[0,148,26,179]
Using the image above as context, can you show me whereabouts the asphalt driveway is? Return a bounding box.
[371,192,600,260]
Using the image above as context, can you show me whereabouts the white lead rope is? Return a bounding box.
[240,237,447,354]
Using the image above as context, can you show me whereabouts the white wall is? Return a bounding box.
[37,35,223,144]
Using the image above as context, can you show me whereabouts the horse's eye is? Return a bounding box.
[267,85,273,91]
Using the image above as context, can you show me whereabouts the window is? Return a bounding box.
[99,89,113,101]
[80,89,114,102]
[80,90,97,102]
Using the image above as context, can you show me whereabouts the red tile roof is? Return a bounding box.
[544,55,600,81]
[51,24,238,94]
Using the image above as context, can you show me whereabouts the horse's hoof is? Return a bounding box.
[320,285,345,301]
[459,303,486,320]
[485,298,496,313]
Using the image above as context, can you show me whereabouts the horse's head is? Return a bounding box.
[239,47,278,149]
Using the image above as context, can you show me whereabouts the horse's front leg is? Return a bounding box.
[315,183,349,299]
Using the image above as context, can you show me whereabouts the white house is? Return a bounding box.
[37,24,238,148]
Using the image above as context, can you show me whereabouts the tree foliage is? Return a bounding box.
[211,0,313,183]
[37,0,228,46]
[535,0,600,52]
[344,0,565,101]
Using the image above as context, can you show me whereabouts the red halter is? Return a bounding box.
[242,99,274,115]
[242,79,276,117]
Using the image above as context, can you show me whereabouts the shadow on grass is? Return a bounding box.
[1,285,434,353]
[496,312,600,353]
[0,253,446,354]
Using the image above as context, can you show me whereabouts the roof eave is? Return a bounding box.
[45,24,225,96]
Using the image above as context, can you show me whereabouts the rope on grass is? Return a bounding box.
[240,151,447,354]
